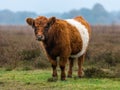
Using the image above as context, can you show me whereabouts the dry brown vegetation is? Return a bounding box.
[0,25,120,77]
[0,25,49,70]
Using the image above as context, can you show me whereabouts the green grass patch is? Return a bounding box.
[0,70,120,90]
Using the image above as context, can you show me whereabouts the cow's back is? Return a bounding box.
[74,16,91,36]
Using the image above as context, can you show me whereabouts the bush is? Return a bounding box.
[21,49,40,61]
[34,57,50,69]
[103,51,119,66]
[84,67,109,78]
[0,25,120,74]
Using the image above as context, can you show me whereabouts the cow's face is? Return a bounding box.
[26,16,56,41]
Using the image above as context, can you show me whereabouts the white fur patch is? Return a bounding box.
[65,19,89,58]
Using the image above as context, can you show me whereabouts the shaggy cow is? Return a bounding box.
[26,16,91,81]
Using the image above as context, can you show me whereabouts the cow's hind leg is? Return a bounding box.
[59,57,68,81]
[67,57,74,78]
[48,57,58,82]
[78,54,85,78]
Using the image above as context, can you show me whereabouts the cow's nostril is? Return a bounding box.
[36,35,45,41]
[38,35,42,38]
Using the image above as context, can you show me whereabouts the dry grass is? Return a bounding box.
[0,25,120,77]
[87,25,120,67]
[0,25,50,70]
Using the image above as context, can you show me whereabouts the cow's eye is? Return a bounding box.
[44,23,50,30]
[34,27,37,30]
[34,28,37,34]
[44,26,49,31]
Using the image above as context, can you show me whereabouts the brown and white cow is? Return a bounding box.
[26,16,91,81]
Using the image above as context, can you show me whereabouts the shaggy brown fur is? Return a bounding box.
[26,16,91,81]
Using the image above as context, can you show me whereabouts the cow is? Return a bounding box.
[26,16,91,81]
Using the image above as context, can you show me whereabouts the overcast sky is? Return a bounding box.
[0,0,120,14]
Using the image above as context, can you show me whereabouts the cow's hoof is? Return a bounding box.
[47,77,58,82]
[67,75,72,78]
[61,78,67,81]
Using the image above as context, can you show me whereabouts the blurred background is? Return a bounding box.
[0,0,120,78]
[0,0,120,25]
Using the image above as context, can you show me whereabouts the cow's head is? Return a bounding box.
[26,16,56,41]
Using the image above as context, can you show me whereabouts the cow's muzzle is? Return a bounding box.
[36,35,45,41]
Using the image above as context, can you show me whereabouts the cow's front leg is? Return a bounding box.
[52,61,57,78]
[48,56,58,82]
[59,57,68,81]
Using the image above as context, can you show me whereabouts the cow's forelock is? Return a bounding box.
[33,16,49,41]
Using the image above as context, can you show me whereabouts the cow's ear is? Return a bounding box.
[26,18,35,26]
[48,17,56,26]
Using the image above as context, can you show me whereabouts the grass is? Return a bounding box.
[0,69,120,90]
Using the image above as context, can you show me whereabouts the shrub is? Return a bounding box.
[21,49,40,61]
[84,67,109,78]
[0,25,120,74]
[34,57,50,69]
